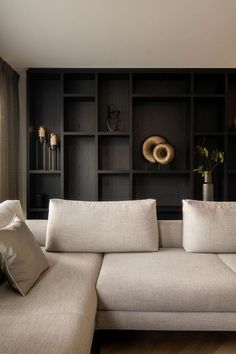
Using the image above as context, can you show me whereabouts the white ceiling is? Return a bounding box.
[1,0,236,70]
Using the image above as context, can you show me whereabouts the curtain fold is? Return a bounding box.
[0,58,19,201]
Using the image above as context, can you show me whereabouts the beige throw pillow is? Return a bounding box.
[0,200,25,229]
[0,216,49,295]
[183,200,236,253]
[46,199,159,252]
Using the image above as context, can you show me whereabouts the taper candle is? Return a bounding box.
[38,126,46,139]
[50,133,57,146]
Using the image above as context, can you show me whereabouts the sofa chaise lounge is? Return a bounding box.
[1,199,236,354]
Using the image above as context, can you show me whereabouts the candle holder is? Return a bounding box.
[36,126,47,170]
[48,134,60,170]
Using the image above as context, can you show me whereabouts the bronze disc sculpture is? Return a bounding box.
[142,136,166,163]
[142,135,175,165]
[153,143,175,165]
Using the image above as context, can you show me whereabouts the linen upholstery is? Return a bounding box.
[159,220,182,248]
[96,311,236,331]
[0,250,103,354]
[0,200,25,285]
[97,248,236,312]
[27,219,184,249]
[46,199,158,252]
[183,199,236,253]
[0,217,48,295]
[26,219,47,246]
[0,200,24,229]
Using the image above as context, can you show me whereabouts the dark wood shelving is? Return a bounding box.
[29,208,48,212]
[133,170,190,174]
[132,94,191,99]
[98,170,130,174]
[194,133,225,136]
[29,170,62,174]
[97,132,130,136]
[63,132,95,136]
[27,69,236,220]
[193,94,225,98]
[63,94,95,98]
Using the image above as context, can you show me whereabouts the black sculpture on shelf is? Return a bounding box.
[106,104,120,132]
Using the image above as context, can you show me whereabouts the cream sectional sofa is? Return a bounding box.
[1,200,236,354]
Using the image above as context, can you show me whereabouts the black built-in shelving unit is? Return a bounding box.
[27,69,236,219]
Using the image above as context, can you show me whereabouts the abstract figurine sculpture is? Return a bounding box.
[106,104,120,132]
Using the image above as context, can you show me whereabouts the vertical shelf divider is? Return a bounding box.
[95,73,99,201]
[190,73,194,199]
[129,73,133,200]
[61,72,65,199]
[224,73,229,201]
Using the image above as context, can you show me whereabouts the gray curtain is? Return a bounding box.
[0,58,19,201]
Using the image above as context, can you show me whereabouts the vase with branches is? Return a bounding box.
[193,144,224,201]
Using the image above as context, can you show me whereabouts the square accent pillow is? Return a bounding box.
[0,216,49,295]
[46,199,159,252]
[183,199,236,253]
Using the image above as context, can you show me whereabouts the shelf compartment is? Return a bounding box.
[228,137,236,170]
[194,135,224,163]
[194,74,225,95]
[64,96,96,132]
[133,99,190,171]
[29,74,61,170]
[64,73,95,95]
[194,171,224,201]
[99,174,130,201]
[133,73,191,95]
[133,174,191,206]
[64,136,96,201]
[227,174,236,201]
[227,74,236,132]
[98,136,130,171]
[98,73,130,132]
[194,97,225,134]
[29,174,62,209]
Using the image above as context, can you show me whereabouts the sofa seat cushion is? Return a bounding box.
[97,248,236,312]
[0,250,103,354]
[0,312,93,354]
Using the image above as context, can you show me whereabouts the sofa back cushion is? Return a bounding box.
[46,199,159,252]
[159,220,183,248]
[183,199,236,253]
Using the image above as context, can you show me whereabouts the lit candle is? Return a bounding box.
[50,133,57,146]
[38,126,45,139]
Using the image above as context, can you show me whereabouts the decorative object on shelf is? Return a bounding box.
[193,143,224,201]
[36,126,47,170]
[106,104,120,132]
[153,143,175,165]
[49,133,60,170]
[142,136,166,163]
[142,135,175,165]
[202,171,214,201]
